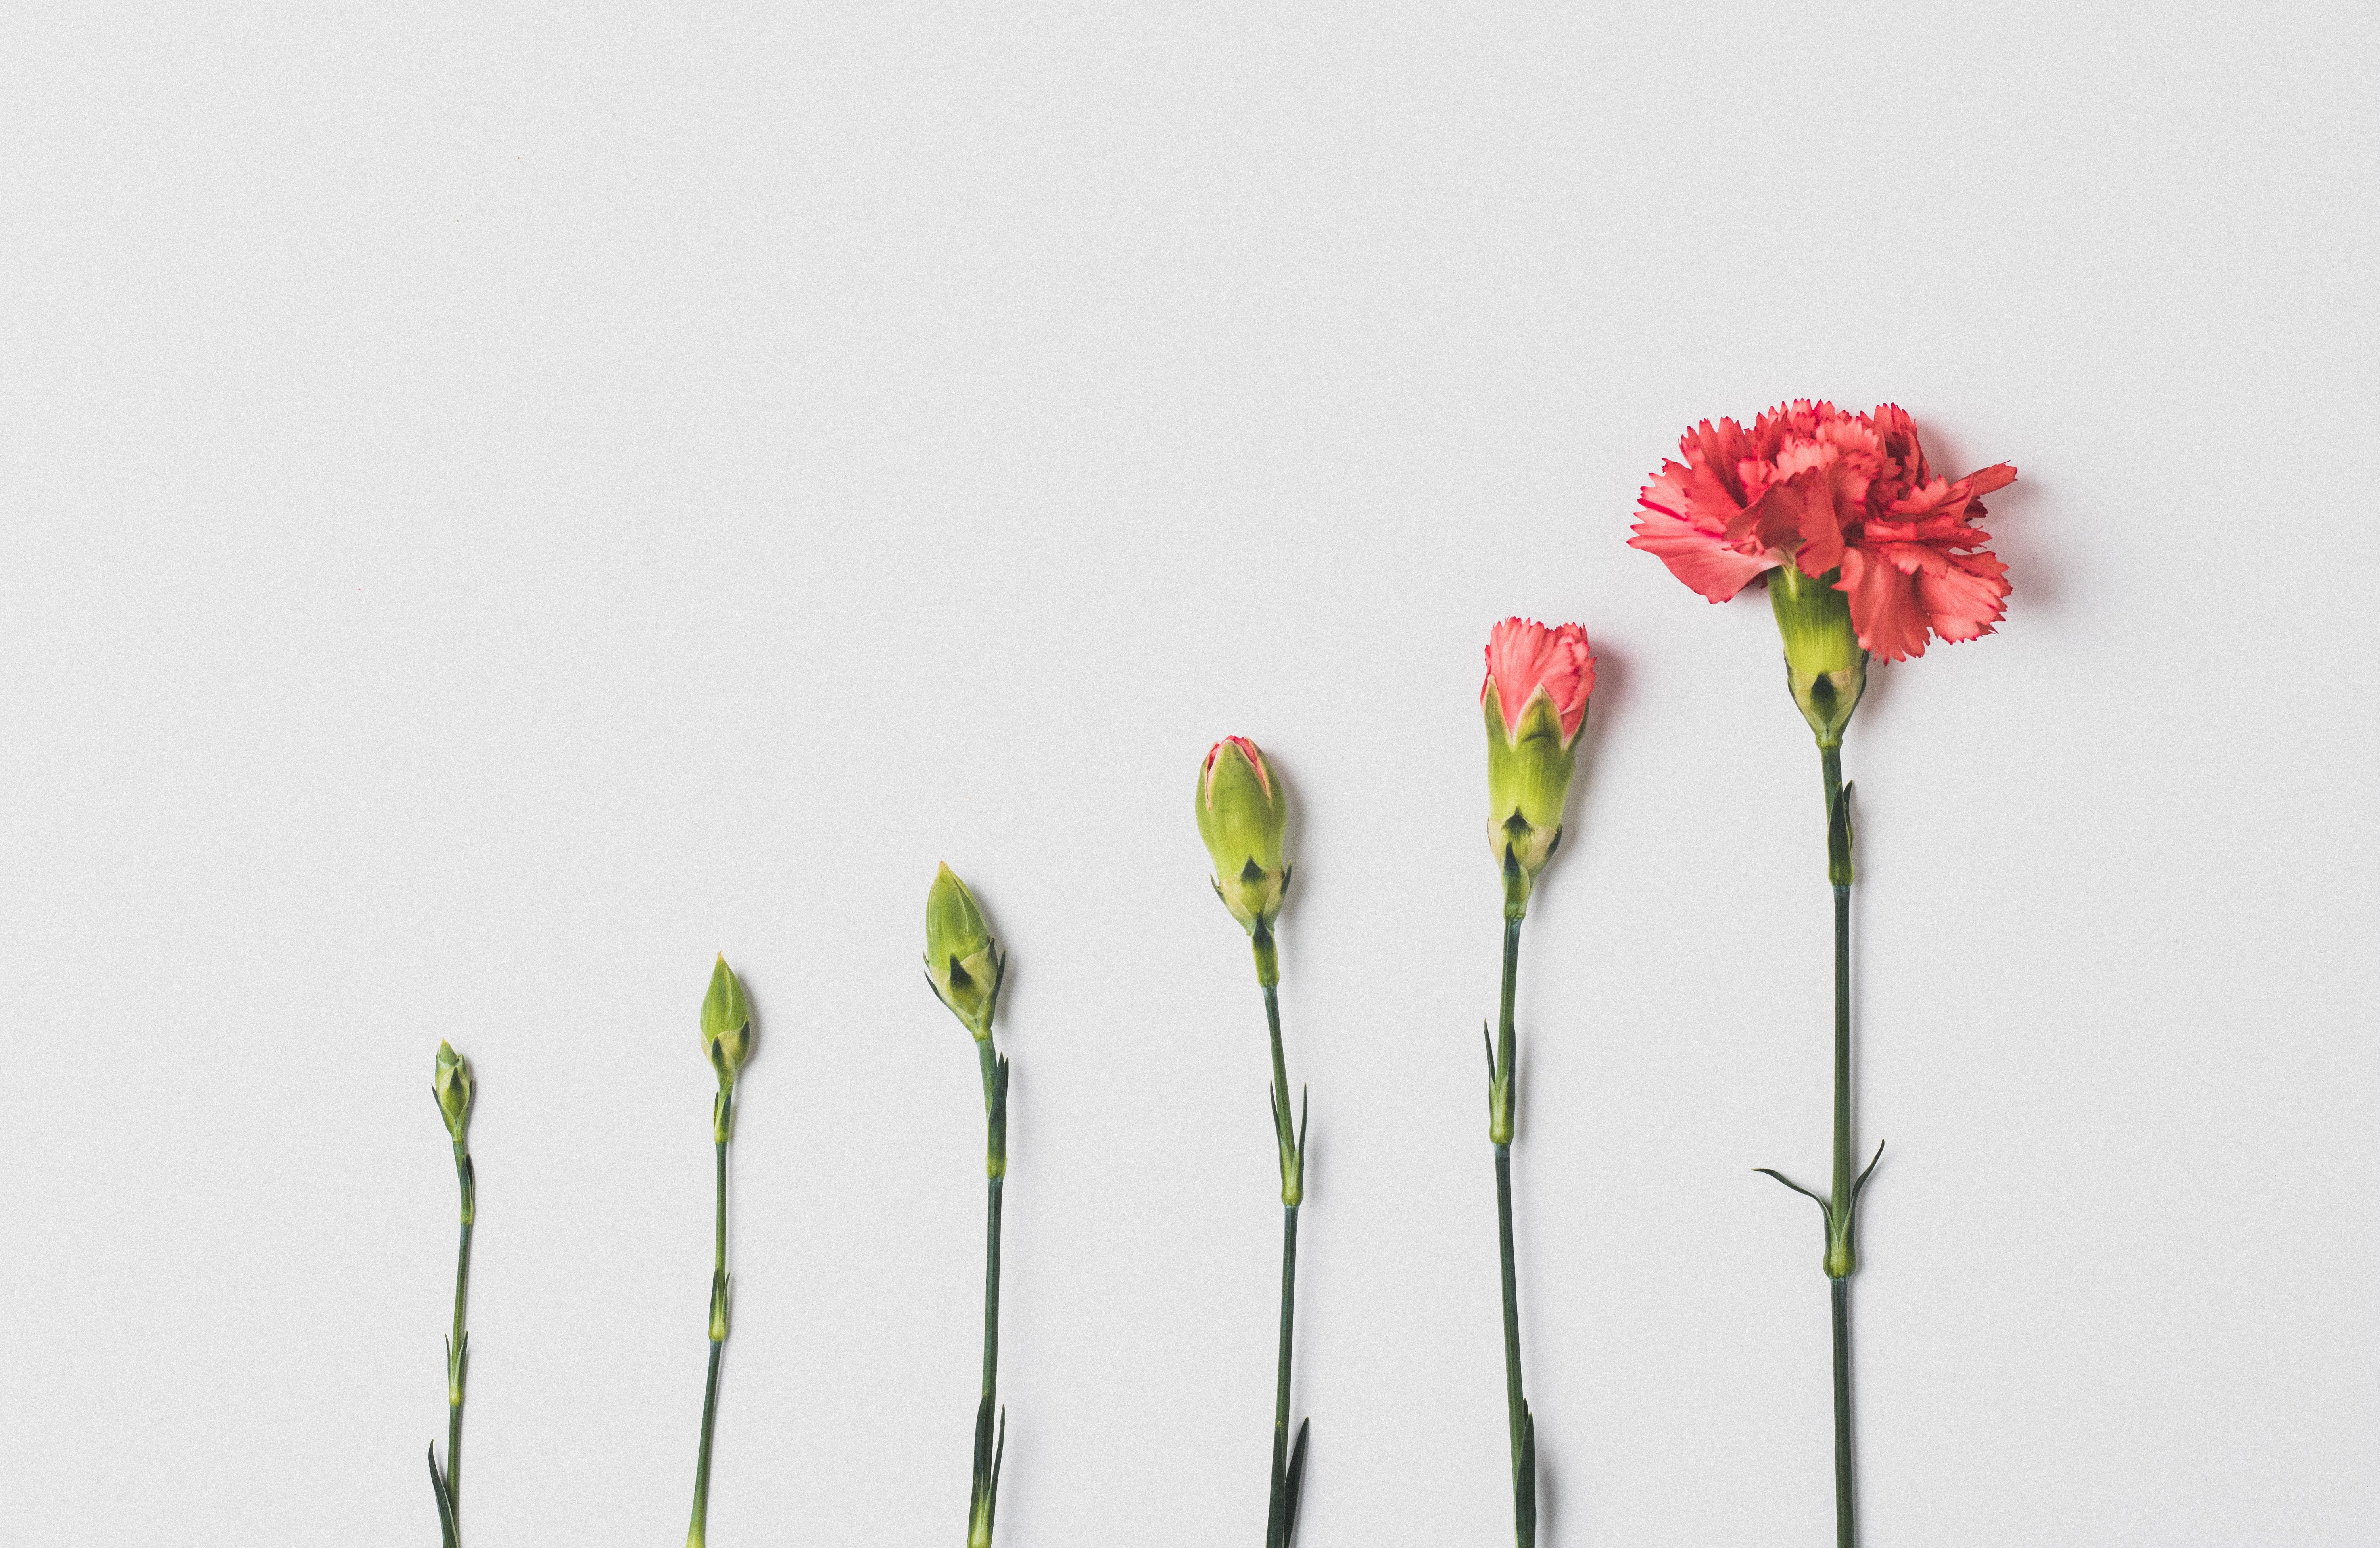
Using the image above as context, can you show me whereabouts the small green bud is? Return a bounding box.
[1194,737,1290,939]
[924,863,1003,1041]
[698,955,752,1082]
[432,1041,473,1143]
[1770,564,1868,748]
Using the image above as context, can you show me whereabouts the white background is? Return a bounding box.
[2,4,2373,1544]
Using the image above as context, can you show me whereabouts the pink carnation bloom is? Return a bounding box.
[1629,401,2017,662]
[1201,735,1273,804]
[1483,617,1595,745]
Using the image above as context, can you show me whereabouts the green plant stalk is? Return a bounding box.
[969,1041,1008,1548]
[1259,981,1309,1548]
[1822,745,1857,1548]
[1487,915,1535,1548]
[447,1139,474,1520]
[689,1093,731,1548]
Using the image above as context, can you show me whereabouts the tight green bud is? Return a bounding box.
[1481,618,1595,919]
[432,1041,474,1142]
[1770,564,1867,748]
[1194,737,1290,981]
[699,955,753,1080]
[924,863,1003,1041]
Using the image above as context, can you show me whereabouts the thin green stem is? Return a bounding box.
[981,1172,1003,1408]
[1831,1277,1854,1548]
[447,1141,473,1525]
[1493,1144,1524,1462]
[1489,914,1531,1542]
[689,1120,729,1548]
[1266,1203,1301,1547]
[1263,984,1294,1165]
[1820,743,1857,1548]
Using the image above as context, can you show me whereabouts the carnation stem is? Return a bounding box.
[1489,916,1535,1548]
[969,1042,1009,1548]
[688,1117,729,1548]
[437,1139,474,1544]
[1260,983,1309,1548]
[1821,746,1857,1548]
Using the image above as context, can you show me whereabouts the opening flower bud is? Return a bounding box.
[1770,564,1868,748]
[432,1040,474,1143]
[1194,736,1289,940]
[1481,618,1594,917]
[699,955,753,1080]
[924,862,1003,1041]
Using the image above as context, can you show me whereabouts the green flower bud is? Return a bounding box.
[1481,619,1594,919]
[1770,564,1868,748]
[698,955,752,1082]
[924,863,1003,1041]
[432,1041,473,1143]
[1194,737,1290,973]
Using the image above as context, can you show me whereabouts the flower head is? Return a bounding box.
[923,862,1003,1041]
[1481,618,1595,916]
[1629,401,2017,662]
[1194,736,1290,981]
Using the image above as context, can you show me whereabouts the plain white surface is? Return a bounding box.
[2,3,2374,1543]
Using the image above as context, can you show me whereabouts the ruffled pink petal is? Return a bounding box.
[1837,547,1934,662]
[1628,510,1777,602]
[1482,617,1596,743]
[1916,550,2010,643]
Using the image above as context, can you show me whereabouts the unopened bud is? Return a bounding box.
[1194,737,1290,945]
[432,1041,473,1143]
[923,863,1003,1040]
[699,955,753,1081]
[1770,564,1867,748]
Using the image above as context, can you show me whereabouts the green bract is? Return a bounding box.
[924,862,1002,1041]
[1770,564,1868,748]
[432,1040,474,1143]
[1484,688,1579,916]
[699,955,753,1079]
[1194,739,1288,938]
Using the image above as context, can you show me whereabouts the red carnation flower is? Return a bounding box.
[1629,401,2017,662]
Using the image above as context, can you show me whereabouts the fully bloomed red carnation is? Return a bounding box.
[1629,401,2017,662]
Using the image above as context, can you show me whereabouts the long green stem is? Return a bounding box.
[447,1142,474,1520]
[1820,744,1857,1548]
[981,1172,1002,1417]
[1258,981,1308,1548]
[689,1119,729,1548]
[1489,915,1533,1546]
[1267,1203,1301,1543]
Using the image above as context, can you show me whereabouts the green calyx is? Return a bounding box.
[1770,564,1868,748]
[1196,739,1290,949]
[699,955,753,1086]
[432,1041,473,1143]
[925,863,1004,1042]
[1483,688,1580,918]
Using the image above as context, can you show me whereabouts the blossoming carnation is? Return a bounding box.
[1629,401,2017,662]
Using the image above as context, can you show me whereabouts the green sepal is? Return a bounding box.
[1484,689,1577,909]
[1757,1141,1884,1279]
[1770,564,1867,748]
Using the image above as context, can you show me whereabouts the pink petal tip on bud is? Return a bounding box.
[1482,618,1595,746]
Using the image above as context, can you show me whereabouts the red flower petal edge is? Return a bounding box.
[1482,617,1595,746]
